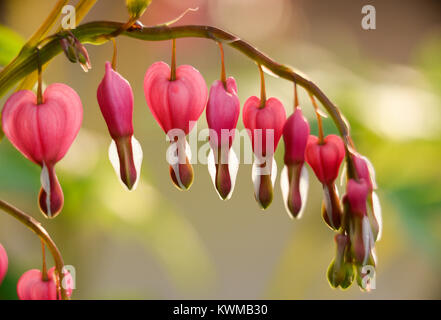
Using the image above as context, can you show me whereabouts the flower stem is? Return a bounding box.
[217,42,227,88]
[294,82,299,109]
[309,93,324,144]
[111,37,117,70]
[0,200,69,300]
[258,64,266,108]
[36,48,43,105]
[170,38,177,81]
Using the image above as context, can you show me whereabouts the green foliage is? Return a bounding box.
[0,25,24,67]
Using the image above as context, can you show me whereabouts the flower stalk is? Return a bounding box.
[0,200,69,300]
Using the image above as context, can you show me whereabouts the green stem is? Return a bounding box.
[0,200,69,300]
[0,21,351,146]
[258,64,267,108]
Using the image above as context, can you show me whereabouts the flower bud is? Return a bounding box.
[97,62,143,190]
[243,96,286,209]
[344,180,376,267]
[2,84,83,218]
[126,0,152,19]
[17,267,73,300]
[0,244,8,285]
[352,153,382,241]
[327,234,354,289]
[280,107,310,218]
[206,78,240,200]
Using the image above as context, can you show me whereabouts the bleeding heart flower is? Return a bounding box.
[144,61,207,190]
[206,77,240,200]
[17,267,73,300]
[280,107,310,218]
[97,62,143,191]
[243,96,286,209]
[2,84,83,218]
[0,244,8,285]
[351,153,382,241]
[305,134,345,185]
[305,134,345,229]
[344,179,376,269]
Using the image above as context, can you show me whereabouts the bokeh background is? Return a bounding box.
[0,0,440,299]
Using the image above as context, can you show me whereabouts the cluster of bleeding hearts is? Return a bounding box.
[1,56,381,296]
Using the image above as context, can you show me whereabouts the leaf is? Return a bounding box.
[0,25,25,67]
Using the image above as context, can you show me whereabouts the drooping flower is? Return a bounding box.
[0,244,7,285]
[305,134,345,229]
[344,179,376,265]
[352,153,382,241]
[280,107,310,218]
[327,233,354,289]
[144,61,208,190]
[206,78,240,200]
[17,267,73,300]
[243,96,286,209]
[97,61,143,191]
[2,84,83,218]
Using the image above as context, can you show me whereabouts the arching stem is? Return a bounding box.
[41,240,48,281]
[0,200,69,300]
[258,64,266,108]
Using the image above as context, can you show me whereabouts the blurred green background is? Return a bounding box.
[0,0,440,299]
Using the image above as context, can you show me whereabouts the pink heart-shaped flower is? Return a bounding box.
[243,96,286,157]
[143,61,207,136]
[2,83,83,217]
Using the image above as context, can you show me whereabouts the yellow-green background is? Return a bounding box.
[0,0,440,299]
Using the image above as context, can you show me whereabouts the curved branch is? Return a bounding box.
[0,21,351,144]
[0,200,69,300]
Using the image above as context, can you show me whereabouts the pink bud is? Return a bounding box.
[283,107,310,165]
[206,77,240,200]
[17,267,73,300]
[243,96,286,157]
[346,179,369,216]
[97,62,142,190]
[0,244,8,285]
[206,78,240,149]
[144,61,208,136]
[345,179,376,266]
[305,134,345,185]
[2,84,83,218]
[280,107,310,218]
[352,153,377,191]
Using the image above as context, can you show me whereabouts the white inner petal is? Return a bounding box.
[131,136,143,191]
[207,148,239,200]
[361,215,375,265]
[297,165,309,219]
[372,192,382,241]
[108,136,143,192]
[252,157,277,199]
[280,165,290,218]
[40,162,52,217]
[323,185,333,227]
